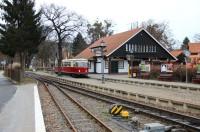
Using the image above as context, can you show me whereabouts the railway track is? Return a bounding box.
[39,79,112,132]
[26,73,200,132]
[38,83,75,132]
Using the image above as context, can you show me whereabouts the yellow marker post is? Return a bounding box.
[110,105,118,114]
[114,105,123,115]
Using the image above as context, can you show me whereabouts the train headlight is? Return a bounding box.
[78,70,80,72]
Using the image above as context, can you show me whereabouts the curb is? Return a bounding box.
[34,85,46,132]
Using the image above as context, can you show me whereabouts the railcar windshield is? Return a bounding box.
[78,61,88,67]
[62,59,88,67]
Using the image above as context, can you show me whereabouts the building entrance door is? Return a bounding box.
[111,61,118,73]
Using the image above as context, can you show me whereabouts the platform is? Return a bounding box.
[89,74,200,89]
[35,71,200,105]
[34,71,200,114]
[0,71,45,132]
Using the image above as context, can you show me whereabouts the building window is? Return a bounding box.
[146,45,148,52]
[137,45,140,52]
[118,61,124,69]
[88,61,91,69]
[134,44,137,52]
[149,45,153,52]
[142,45,145,52]
[132,44,135,52]
[154,45,157,52]
[105,61,109,69]
[132,44,134,51]
[129,44,131,52]
[126,44,128,51]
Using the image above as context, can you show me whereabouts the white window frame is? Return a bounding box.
[118,61,124,69]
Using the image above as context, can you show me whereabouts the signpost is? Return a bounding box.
[126,49,134,78]
[183,50,191,83]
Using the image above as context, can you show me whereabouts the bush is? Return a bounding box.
[173,66,196,82]
[149,66,160,79]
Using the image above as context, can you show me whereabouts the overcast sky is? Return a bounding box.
[35,0,200,48]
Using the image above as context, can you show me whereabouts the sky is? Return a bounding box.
[35,0,200,48]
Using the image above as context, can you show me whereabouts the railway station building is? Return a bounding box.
[76,28,177,74]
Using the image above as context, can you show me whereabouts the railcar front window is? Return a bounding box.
[78,62,88,67]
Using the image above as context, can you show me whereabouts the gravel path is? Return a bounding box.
[38,83,72,132]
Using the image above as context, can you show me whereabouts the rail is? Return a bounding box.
[26,72,200,132]
[37,77,112,132]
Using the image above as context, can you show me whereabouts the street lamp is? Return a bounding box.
[90,40,107,83]
[126,49,134,78]
[183,49,191,83]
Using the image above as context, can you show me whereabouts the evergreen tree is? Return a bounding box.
[0,0,44,71]
[72,33,87,56]
[0,0,17,58]
[181,37,190,50]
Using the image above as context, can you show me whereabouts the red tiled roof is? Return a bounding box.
[170,49,183,57]
[189,43,200,53]
[75,28,142,59]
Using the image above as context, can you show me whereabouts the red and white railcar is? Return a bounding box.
[54,58,88,76]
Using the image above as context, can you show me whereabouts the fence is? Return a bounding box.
[4,68,22,82]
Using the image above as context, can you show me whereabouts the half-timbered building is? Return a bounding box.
[75,28,176,74]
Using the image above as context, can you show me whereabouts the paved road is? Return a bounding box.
[0,83,35,132]
[0,71,17,112]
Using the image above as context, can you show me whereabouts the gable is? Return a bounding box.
[75,28,142,59]
[109,30,176,60]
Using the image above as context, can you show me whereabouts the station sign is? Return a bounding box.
[161,64,173,73]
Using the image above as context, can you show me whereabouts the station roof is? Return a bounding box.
[170,49,183,57]
[75,28,176,60]
[75,28,142,59]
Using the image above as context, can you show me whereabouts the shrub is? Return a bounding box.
[173,66,196,82]
[149,66,160,79]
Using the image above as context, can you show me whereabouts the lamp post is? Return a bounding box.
[90,40,106,83]
[126,49,134,78]
[183,50,191,83]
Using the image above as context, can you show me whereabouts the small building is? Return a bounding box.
[188,43,200,64]
[75,28,176,74]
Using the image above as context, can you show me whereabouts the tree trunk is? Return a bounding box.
[58,42,63,74]
[20,52,25,81]
[10,57,13,79]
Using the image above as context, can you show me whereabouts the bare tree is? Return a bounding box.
[36,41,57,68]
[141,19,175,50]
[194,34,200,42]
[87,19,114,44]
[41,4,85,69]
